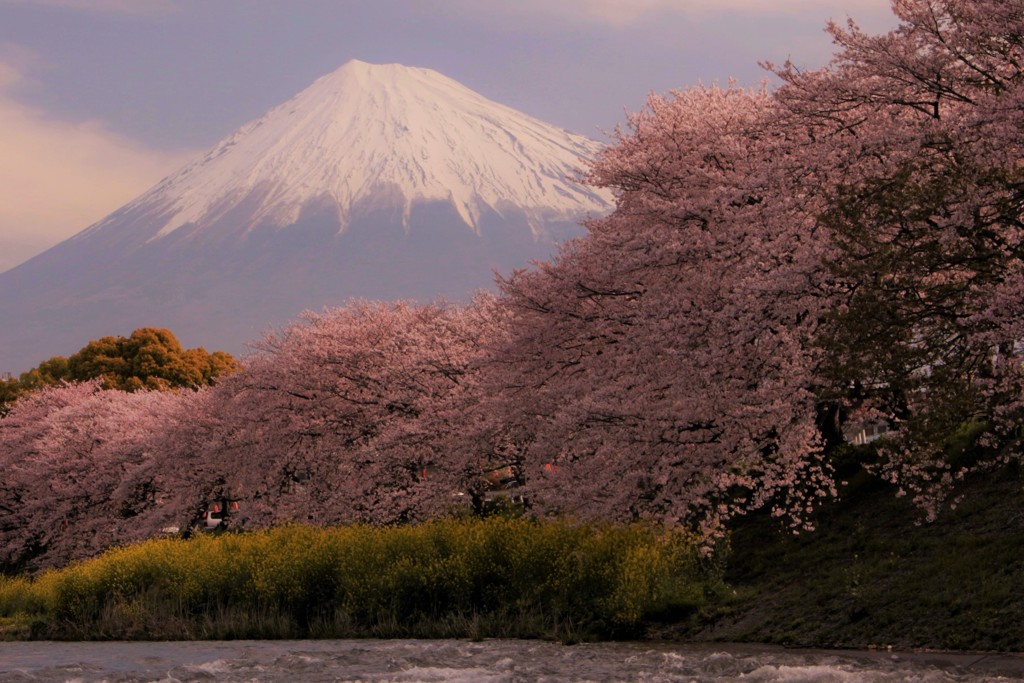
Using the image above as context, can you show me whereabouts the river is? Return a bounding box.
[2,639,1023,682]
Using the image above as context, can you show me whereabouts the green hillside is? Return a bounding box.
[672,464,1024,652]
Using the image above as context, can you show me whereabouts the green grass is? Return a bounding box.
[671,463,1024,652]
[7,464,1020,648]
[0,517,724,641]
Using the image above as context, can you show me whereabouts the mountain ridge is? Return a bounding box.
[75,59,611,244]
[0,61,612,373]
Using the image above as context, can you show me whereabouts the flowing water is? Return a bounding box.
[2,639,1023,682]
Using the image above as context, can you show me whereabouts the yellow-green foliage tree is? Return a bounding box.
[1,328,238,410]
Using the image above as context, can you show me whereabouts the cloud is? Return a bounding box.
[0,60,196,273]
[440,0,893,27]
[0,0,177,14]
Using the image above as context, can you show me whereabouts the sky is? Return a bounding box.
[0,0,897,273]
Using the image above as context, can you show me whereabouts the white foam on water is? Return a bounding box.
[183,658,236,675]
[742,663,880,682]
[0,640,1019,683]
[343,665,512,683]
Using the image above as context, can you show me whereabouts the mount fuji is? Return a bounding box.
[0,60,613,373]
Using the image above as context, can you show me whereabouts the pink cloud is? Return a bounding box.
[443,0,894,27]
[0,0,177,14]
[0,60,196,272]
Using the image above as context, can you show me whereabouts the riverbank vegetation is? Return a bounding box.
[0,517,723,642]
[688,461,1024,652]
[3,461,1022,650]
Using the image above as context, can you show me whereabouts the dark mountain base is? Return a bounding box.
[0,199,583,373]
[663,463,1024,652]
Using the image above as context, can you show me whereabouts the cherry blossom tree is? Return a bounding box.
[171,298,501,529]
[474,85,835,535]
[473,0,1024,528]
[767,0,1024,509]
[0,381,188,569]
[0,300,505,570]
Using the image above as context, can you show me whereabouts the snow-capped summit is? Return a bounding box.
[0,61,613,373]
[85,59,610,243]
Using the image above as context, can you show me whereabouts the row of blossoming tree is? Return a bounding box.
[4,0,1024,570]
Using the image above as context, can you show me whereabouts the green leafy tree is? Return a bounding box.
[0,328,239,412]
[0,375,21,413]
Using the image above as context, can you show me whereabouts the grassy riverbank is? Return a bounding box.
[0,517,722,641]
[2,465,1021,649]
[681,462,1024,652]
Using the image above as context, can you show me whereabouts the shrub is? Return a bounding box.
[0,518,720,640]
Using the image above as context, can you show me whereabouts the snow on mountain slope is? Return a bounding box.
[79,60,611,243]
[0,61,613,373]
